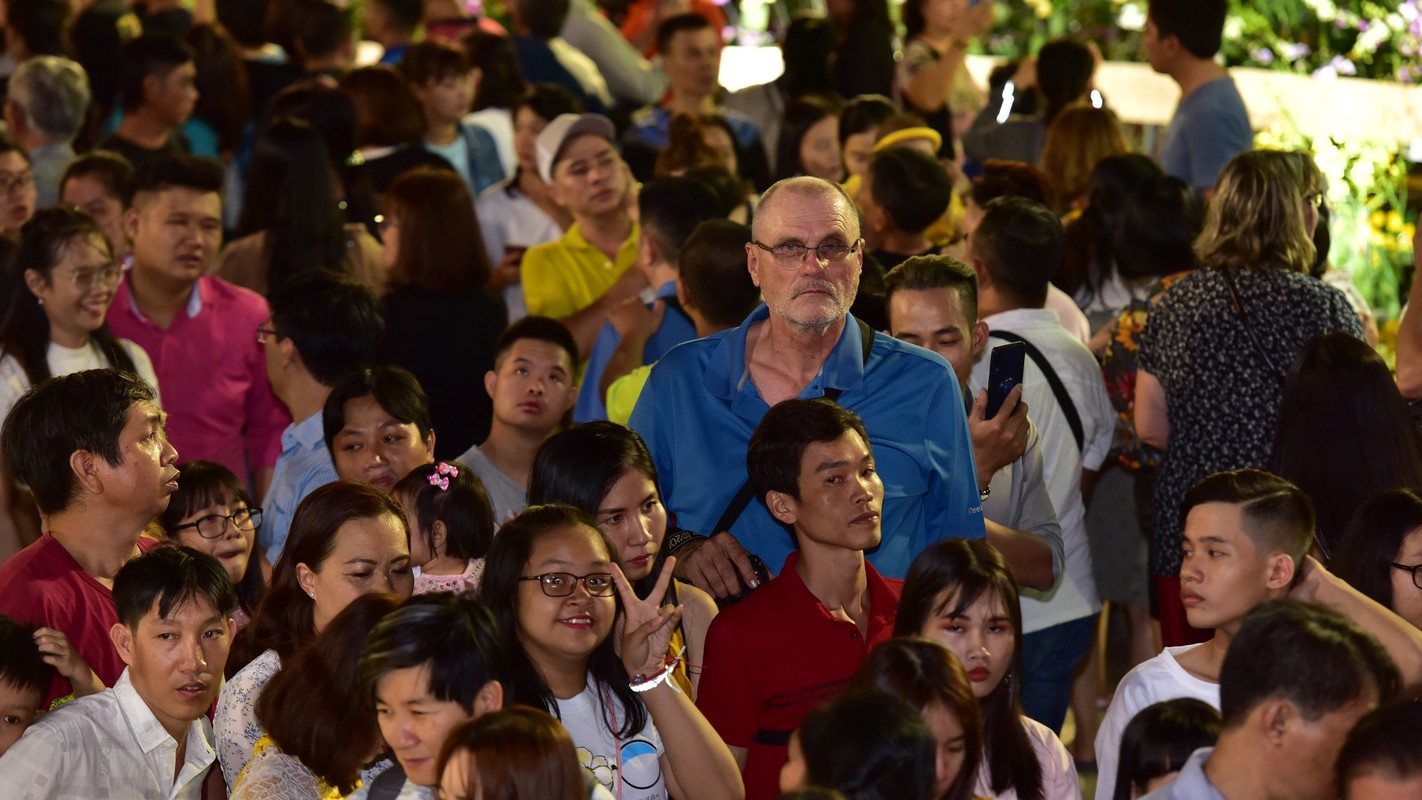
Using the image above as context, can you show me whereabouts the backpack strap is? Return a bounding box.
[989,330,1084,453]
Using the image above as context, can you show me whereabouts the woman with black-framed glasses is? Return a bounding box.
[160,460,270,630]
[1334,489,1422,631]
[480,504,743,800]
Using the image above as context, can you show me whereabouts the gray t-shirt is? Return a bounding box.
[455,445,527,526]
[1160,76,1253,191]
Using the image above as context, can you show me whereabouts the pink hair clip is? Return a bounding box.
[427,462,458,491]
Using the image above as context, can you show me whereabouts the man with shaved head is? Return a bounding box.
[629,176,984,600]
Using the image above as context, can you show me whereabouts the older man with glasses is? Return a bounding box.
[628,175,985,602]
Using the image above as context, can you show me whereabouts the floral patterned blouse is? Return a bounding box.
[1099,271,1190,471]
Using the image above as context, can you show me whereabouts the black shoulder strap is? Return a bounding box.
[710,318,876,534]
[989,330,1084,453]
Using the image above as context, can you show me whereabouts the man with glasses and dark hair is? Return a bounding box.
[629,175,983,602]
[260,270,385,561]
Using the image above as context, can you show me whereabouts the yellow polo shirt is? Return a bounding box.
[522,221,640,319]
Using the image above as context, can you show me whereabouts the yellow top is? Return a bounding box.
[605,362,653,425]
[522,221,641,319]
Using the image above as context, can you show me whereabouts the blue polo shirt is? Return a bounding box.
[628,305,984,578]
[575,281,696,423]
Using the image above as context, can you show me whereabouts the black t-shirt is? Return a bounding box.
[95,129,190,170]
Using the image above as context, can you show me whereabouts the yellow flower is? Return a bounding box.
[1388,210,1405,233]
[1372,210,1387,230]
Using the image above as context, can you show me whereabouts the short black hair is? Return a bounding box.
[0,616,53,698]
[839,95,896,145]
[133,154,225,200]
[2,369,156,514]
[884,254,979,328]
[656,13,713,55]
[371,0,423,32]
[1337,701,1422,789]
[117,34,194,114]
[679,219,759,329]
[290,0,354,62]
[970,196,1062,307]
[392,462,496,563]
[867,147,952,234]
[360,592,511,714]
[61,150,136,207]
[399,40,469,86]
[323,366,433,456]
[747,398,870,504]
[638,177,721,271]
[6,0,71,60]
[216,0,270,48]
[1034,38,1095,116]
[269,270,386,387]
[492,316,580,373]
[1148,0,1228,59]
[1180,469,1314,571]
[1219,600,1399,729]
[113,545,237,630]
[1113,699,1222,800]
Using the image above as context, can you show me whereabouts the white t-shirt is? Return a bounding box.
[0,338,160,423]
[972,308,1114,632]
[476,180,566,324]
[554,678,667,800]
[1094,644,1220,800]
[974,716,1079,800]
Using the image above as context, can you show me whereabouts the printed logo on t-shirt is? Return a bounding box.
[577,739,666,798]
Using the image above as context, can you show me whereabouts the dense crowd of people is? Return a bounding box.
[0,0,1420,798]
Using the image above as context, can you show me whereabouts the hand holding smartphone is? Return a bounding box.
[985,341,1026,420]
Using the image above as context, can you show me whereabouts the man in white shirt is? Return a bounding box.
[965,196,1114,734]
[0,546,236,799]
[883,254,1061,592]
[1095,469,1422,799]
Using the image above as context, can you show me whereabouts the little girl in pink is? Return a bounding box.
[394,461,495,594]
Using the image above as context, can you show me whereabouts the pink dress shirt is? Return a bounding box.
[107,274,288,483]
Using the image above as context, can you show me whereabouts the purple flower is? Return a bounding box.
[1331,55,1358,76]
[1252,47,1276,64]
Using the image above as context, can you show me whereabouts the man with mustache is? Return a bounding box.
[0,546,236,799]
[0,369,178,709]
[629,176,984,601]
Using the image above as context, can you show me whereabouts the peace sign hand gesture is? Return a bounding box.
[612,558,685,681]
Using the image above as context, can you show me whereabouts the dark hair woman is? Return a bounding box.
[215,482,413,787]
[380,168,506,458]
[218,116,386,297]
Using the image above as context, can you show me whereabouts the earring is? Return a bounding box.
[36,297,42,306]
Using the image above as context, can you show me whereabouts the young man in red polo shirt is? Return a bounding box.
[696,397,901,800]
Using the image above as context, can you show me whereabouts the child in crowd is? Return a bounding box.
[780,689,938,800]
[436,706,589,800]
[528,421,719,696]
[0,616,55,756]
[161,460,269,629]
[849,638,983,800]
[896,539,1079,799]
[479,504,742,800]
[1111,698,1221,800]
[393,461,496,594]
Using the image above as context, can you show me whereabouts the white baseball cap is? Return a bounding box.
[535,113,617,184]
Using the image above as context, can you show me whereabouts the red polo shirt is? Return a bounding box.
[696,552,902,800]
[0,534,158,709]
